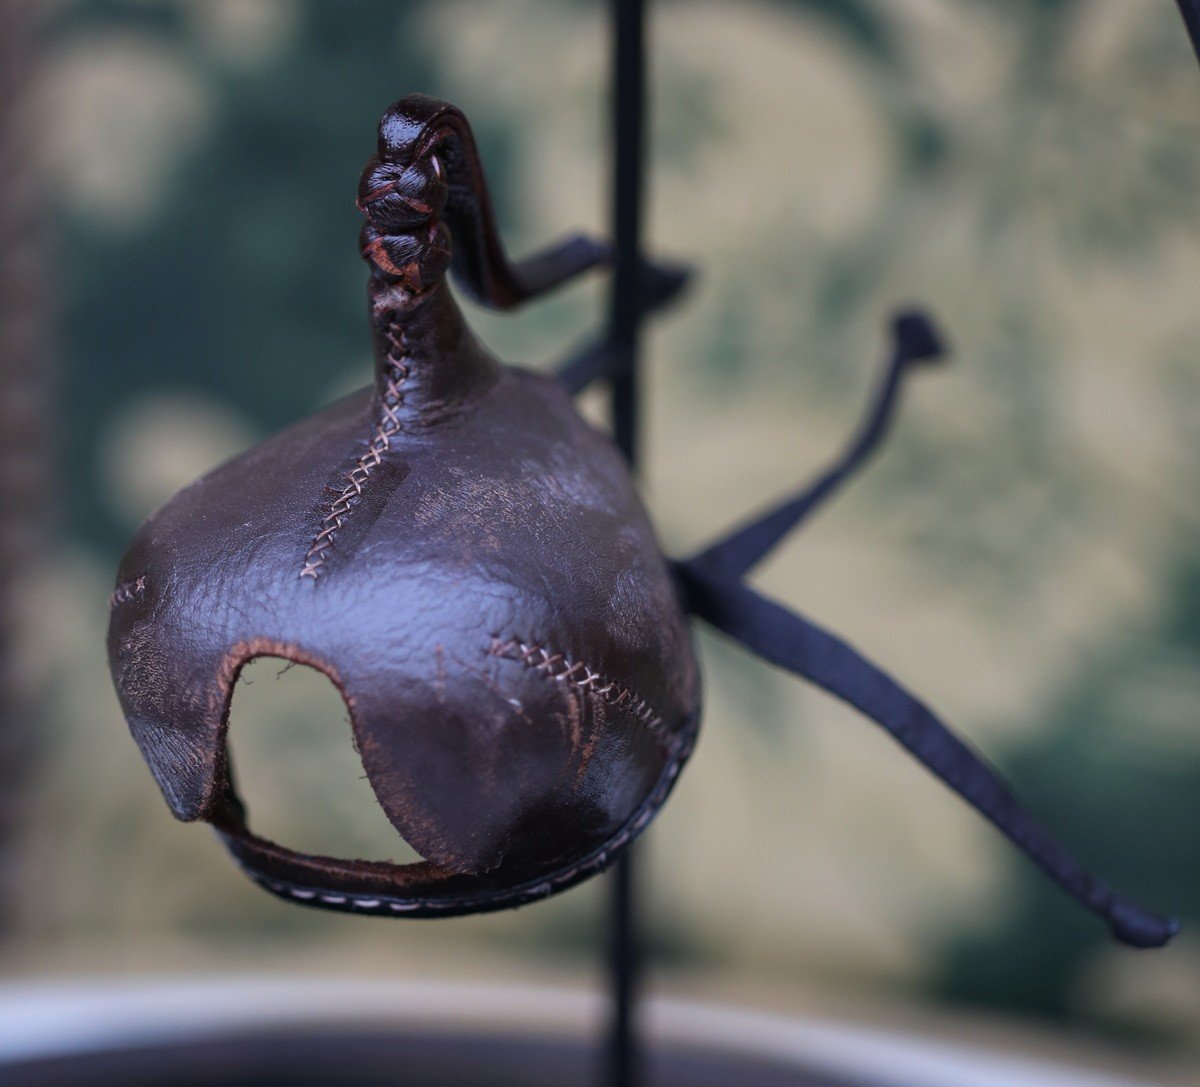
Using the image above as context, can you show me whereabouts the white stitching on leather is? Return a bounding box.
[301,318,410,579]
[487,636,666,738]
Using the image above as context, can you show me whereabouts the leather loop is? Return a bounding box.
[358,94,608,306]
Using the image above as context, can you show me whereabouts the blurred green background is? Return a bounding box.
[4,0,1199,1079]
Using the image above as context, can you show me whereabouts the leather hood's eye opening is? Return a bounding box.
[225,656,424,865]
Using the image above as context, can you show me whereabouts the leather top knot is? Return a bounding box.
[354,94,611,311]
[356,96,470,293]
[358,151,452,292]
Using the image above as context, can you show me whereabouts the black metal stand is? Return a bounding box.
[606,848,640,1087]
[605,2,647,1086]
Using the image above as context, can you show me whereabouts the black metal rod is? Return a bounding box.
[606,846,639,1087]
[605,2,646,1087]
[609,0,645,463]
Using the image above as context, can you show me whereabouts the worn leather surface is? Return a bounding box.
[107,96,700,917]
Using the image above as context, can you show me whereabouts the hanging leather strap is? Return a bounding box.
[1178,0,1200,65]
[688,311,943,579]
[677,563,1178,949]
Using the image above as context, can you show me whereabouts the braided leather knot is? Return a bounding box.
[353,94,611,310]
[357,149,452,292]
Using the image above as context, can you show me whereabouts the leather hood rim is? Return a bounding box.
[212,714,699,919]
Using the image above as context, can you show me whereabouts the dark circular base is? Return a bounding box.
[4,1027,859,1087]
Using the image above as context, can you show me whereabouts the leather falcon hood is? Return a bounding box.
[107,95,701,917]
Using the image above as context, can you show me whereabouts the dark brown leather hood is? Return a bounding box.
[107,96,700,917]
